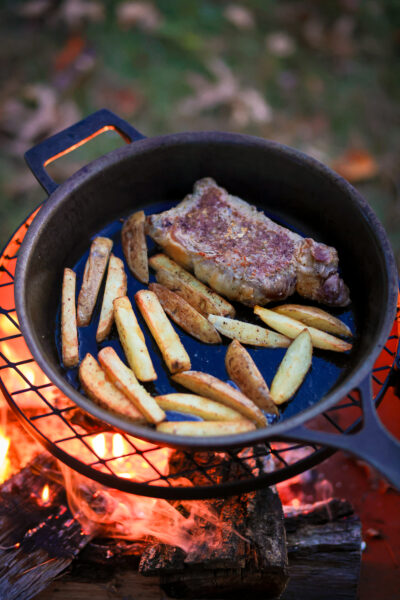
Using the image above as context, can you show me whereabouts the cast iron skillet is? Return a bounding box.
[15,110,400,487]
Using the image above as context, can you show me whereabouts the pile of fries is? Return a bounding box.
[61,209,353,438]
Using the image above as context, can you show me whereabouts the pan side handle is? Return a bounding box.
[273,375,400,489]
[24,109,145,195]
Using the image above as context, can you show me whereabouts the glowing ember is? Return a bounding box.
[0,430,10,484]
[92,433,106,458]
[41,484,50,504]
[112,433,125,457]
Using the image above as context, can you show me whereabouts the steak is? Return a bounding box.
[146,178,350,307]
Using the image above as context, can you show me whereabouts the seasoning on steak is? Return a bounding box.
[146,178,350,307]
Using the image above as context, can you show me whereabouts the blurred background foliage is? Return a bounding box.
[0,0,399,264]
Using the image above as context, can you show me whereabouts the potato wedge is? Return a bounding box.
[272,304,352,337]
[254,306,352,352]
[121,210,149,284]
[149,253,235,317]
[135,290,191,374]
[61,268,79,368]
[77,236,113,327]
[157,420,256,437]
[225,340,278,415]
[114,296,157,382]
[79,353,145,423]
[172,371,267,428]
[98,347,165,424]
[155,393,244,421]
[96,254,127,342]
[208,314,290,348]
[270,330,313,405]
[149,282,221,344]
[155,268,218,317]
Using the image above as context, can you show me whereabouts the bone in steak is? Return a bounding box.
[146,178,350,307]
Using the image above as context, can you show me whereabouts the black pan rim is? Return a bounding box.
[15,130,399,449]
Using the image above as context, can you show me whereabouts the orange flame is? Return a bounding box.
[92,433,106,459]
[41,484,50,503]
[0,429,10,484]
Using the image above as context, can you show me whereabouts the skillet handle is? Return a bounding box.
[24,109,145,195]
[274,375,400,489]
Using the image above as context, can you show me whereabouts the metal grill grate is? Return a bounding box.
[0,209,399,499]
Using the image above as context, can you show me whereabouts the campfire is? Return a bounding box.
[0,213,398,599]
[0,399,363,600]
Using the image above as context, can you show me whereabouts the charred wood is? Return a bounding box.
[281,499,362,600]
[139,449,289,598]
[0,454,91,600]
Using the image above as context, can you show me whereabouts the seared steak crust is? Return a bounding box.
[146,178,350,307]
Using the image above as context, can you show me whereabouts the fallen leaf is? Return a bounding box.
[332,149,379,182]
[116,1,162,32]
[57,0,104,27]
[266,32,296,57]
[224,4,255,30]
[95,85,143,117]
[178,59,272,127]
[17,0,53,18]
[54,34,86,72]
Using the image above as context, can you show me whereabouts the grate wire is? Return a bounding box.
[0,212,398,499]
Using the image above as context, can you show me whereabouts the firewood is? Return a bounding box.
[139,449,289,598]
[0,454,92,600]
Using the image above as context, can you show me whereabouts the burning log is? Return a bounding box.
[0,448,362,600]
[0,454,92,600]
[139,449,289,598]
[282,499,361,600]
[139,486,289,598]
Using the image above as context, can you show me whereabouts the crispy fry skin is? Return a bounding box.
[171,371,267,428]
[208,314,290,348]
[270,330,313,405]
[77,236,113,327]
[79,353,145,422]
[98,347,165,424]
[154,268,217,317]
[135,290,191,374]
[155,393,243,421]
[149,282,221,344]
[61,268,79,367]
[272,304,352,337]
[96,254,127,342]
[149,253,235,317]
[157,420,256,437]
[122,210,149,283]
[225,340,278,415]
[114,296,157,382]
[254,306,352,352]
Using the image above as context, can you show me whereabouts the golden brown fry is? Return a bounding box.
[61,268,79,368]
[225,340,278,415]
[149,282,221,344]
[154,268,217,317]
[114,296,157,382]
[270,330,313,405]
[254,306,352,353]
[208,314,290,348]
[98,347,165,424]
[272,304,352,337]
[156,420,256,437]
[79,353,145,423]
[155,393,243,421]
[96,254,127,343]
[172,371,267,428]
[77,236,113,327]
[121,210,149,283]
[135,290,191,374]
[149,253,235,317]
